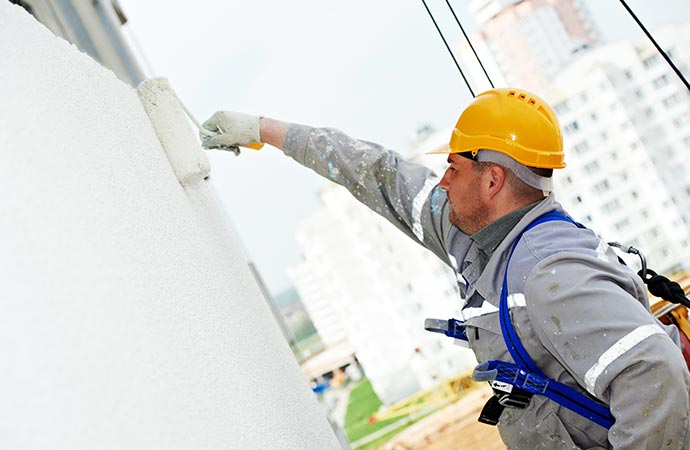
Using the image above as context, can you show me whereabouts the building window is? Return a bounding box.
[674,115,689,128]
[614,218,630,230]
[642,54,659,68]
[554,101,570,115]
[653,74,670,88]
[584,160,600,174]
[663,93,683,108]
[565,121,580,134]
[573,141,590,154]
[602,199,621,213]
[594,180,610,193]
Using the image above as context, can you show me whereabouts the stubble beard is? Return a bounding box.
[448,202,491,235]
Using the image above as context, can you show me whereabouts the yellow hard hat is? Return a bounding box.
[437,88,565,169]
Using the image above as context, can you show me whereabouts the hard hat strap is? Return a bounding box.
[476,150,553,194]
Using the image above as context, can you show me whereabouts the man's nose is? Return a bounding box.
[439,170,450,191]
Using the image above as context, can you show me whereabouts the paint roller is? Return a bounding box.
[137,77,263,187]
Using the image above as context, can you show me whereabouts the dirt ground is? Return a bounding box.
[380,385,505,450]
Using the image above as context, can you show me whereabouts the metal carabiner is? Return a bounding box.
[608,241,648,279]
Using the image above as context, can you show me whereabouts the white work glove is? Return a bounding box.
[200,111,261,150]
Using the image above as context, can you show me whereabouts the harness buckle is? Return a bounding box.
[490,379,533,408]
[478,395,504,426]
[477,380,534,426]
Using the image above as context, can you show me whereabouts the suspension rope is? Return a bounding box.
[420,0,475,97]
[618,0,690,91]
[641,269,690,308]
[444,0,494,89]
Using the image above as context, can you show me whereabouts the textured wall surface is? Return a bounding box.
[0,3,340,449]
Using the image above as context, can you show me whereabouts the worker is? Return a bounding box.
[201,88,690,449]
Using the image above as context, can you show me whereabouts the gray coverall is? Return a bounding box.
[282,124,690,449]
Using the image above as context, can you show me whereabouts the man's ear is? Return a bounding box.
[486,165,506,199]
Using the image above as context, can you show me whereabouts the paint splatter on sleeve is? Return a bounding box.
[283,123,452,264]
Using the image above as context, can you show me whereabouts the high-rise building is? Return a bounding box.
[9,0,144,86]
[289,184,476,404]
[289,219,350,348]
[462,0,600,91]
[546,22,690,272]
[456,0,690,272]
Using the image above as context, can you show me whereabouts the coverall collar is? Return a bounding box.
[471,201,540,262]
[470,194,562,303]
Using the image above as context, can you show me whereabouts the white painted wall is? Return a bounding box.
[0,3,341,449]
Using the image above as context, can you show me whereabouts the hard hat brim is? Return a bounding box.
[425,144,453,155]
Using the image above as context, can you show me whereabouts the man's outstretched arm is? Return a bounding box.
[200,112,287,150]
[259,117,288,149]
[200,111,457,265]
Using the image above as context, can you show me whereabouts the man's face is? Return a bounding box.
[438,153,489,234]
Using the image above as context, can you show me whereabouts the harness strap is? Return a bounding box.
[474,360,614,428]
[424,318,468,341]
[500,211,574,376]
[498,210,615,429]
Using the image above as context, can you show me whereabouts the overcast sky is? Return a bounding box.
[117,0,690,295]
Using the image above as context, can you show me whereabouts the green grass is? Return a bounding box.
[296,332,323,352]
[291,333,324,362]
[354,429,406,450]
[343,379,451,449]
[292,321,318,342]
[344,378,408,444]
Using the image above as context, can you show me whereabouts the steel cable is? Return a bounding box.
[618,0,690,91]
[445,0,494,89]
[420,0,475,97]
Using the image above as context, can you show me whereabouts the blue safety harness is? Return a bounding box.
[426,210,615,428]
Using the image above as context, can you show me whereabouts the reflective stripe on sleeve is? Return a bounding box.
[448,254,459,271]
[412,177,439,241]
[461,302,499,321]
[461,294,525,321]
[508,293,526,308]
[584,324,665,395]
